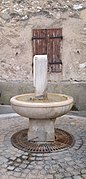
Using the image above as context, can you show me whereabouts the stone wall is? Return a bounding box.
[0,0,86,82]
[0,0,86,109]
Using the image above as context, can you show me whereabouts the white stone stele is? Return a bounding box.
[33,55,47,99]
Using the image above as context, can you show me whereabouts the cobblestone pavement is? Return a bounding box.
[0,114,86,179]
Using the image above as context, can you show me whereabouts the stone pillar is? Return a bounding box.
[33,55,47,99]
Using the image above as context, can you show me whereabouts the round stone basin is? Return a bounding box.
[10,93,73,119]
[10,93,73,142]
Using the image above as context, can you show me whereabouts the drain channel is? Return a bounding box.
[11,128,74,153]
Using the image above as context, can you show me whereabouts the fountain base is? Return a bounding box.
[28,118,55,142]
[11,128,74,153]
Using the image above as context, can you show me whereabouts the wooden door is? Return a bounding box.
[32,28,63,73]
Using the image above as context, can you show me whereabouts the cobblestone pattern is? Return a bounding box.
[0,114,86,179]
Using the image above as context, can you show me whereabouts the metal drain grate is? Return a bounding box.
[11,128,74,153]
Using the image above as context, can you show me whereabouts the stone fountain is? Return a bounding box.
[10,55,74,152]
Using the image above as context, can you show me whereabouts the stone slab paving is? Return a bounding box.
[0,114,86,179]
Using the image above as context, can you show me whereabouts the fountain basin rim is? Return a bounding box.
[10,93,73,108]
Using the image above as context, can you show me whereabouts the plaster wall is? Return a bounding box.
[0,0,86,109]
[0,15,86,82]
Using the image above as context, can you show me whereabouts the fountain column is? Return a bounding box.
[27,55,55,142]
[33,55,47,99]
